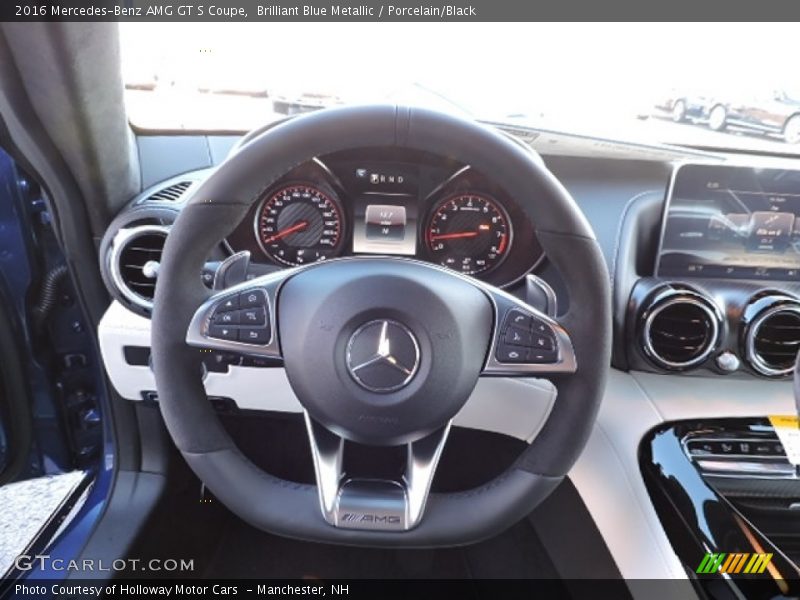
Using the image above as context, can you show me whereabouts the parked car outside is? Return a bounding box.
[658,89,800,144]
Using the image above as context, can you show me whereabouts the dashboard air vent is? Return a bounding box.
[641,286,722,371]
[146,181,192,203]
[744,296,800,377]
[109,225,169,310]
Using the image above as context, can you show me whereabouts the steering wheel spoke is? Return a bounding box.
[304,412,451,531]
[479,285,577,377]
[185,268,295,359]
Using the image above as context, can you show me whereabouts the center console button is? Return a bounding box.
[719,442,735,454]
[754,443,773,455]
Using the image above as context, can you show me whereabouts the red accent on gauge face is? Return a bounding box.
[426,193,511,275]
[498,233,508,254]
[429,231,480,241]
[256,184,343,266]
[262,220,309,244]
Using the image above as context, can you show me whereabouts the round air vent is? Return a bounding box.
[640,286,722,371]
[109,225,169,311]
[743,295,800,377]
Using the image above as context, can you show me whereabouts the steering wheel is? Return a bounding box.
[151,105,611,547]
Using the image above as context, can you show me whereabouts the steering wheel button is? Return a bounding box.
[217,296,239,312]
[208,325,239,341]
[529,348,558,363]
[213,311,240,325]
[239,307,266,325]
[532,334,555,351]
[240,290,266,308]
[240,327,269,344]
[530,317,555,336]
[496,344,530,363]
[504,309,533,331]
[504,326,532,347]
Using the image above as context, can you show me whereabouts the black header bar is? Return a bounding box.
[3,0,800,22]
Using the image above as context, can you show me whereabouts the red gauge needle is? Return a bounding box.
[264,220,308,243]
[430,231,481,241]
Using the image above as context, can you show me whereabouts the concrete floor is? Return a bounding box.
[0,471,86,576]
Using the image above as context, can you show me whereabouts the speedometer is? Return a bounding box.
[425,193,511,275]
[256,183,344,266]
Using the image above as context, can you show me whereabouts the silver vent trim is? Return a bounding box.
[745,302,800,378]
[641,289,721,370]
[109,225,169,310]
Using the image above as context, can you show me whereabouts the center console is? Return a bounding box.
[611,162,800,595]
[624,163,800,379]
[641,418,800,598]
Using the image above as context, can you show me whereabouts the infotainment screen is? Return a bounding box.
[656,164,800,281]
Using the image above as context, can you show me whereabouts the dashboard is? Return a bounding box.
[98,130,800,383]
[223,148,542,288]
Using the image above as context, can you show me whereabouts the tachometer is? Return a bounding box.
[256,183,344,266]
[426,193,511,275]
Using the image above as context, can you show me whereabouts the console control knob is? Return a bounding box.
[715,351,740,373]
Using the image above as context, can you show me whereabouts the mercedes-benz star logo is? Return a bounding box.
[346,320,420,393]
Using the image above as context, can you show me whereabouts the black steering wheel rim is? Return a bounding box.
[151,105,611,547]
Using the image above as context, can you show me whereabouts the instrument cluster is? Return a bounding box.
[225,149,544,288]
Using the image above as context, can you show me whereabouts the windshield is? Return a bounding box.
[120,23,800,154]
